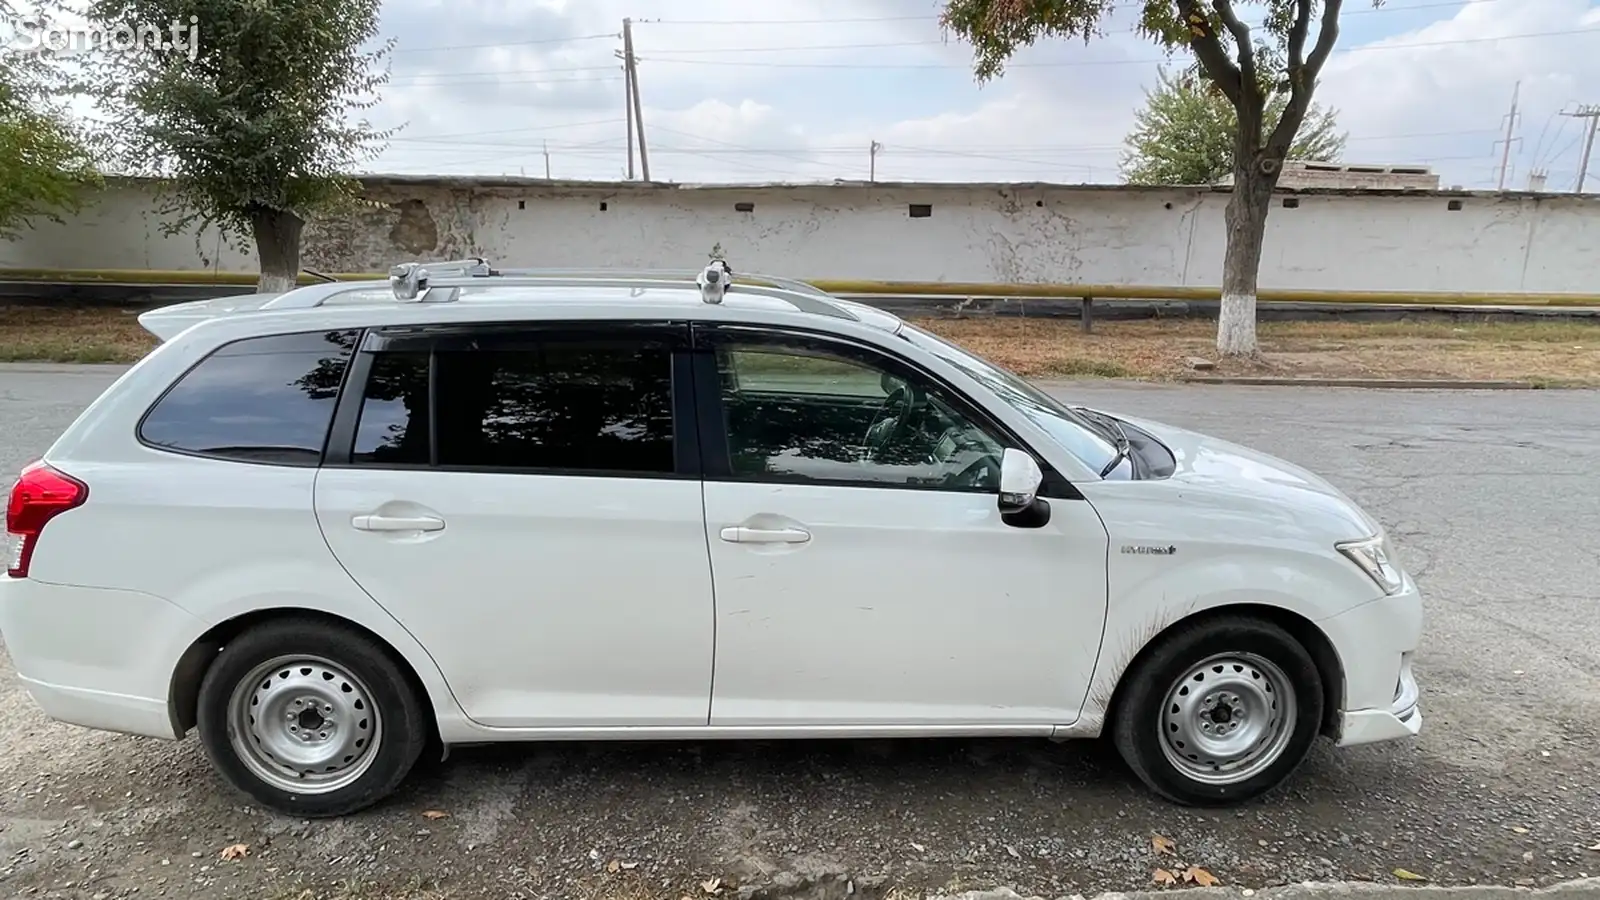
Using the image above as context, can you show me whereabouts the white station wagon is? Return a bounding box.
[1,259,1422,817]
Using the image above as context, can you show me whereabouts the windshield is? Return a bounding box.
[899,324,1120,473]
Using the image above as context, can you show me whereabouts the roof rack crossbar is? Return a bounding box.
[253,268,859,320]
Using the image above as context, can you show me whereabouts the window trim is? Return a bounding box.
[689,322,1082,499]
[134,328,365,469]
[321,320,701,480]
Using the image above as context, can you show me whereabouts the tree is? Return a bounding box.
[1122,66,1345,186]
[85,0,396,292]
[0,1,101,238]
[940,0,1380,357]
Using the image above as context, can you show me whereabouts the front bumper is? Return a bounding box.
[1317,571,1425,747]
[1336,650,1422,746]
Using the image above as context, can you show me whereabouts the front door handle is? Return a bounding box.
[353,513,445,532]
[719,525,811,544]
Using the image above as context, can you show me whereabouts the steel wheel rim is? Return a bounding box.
[226,655,383,795]
[1158,652,1298,785]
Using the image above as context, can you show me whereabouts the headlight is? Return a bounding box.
[1337,534,1404,595]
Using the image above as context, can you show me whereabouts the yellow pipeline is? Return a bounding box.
[3,266,1599,308]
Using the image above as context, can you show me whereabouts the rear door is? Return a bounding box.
[313,320,716,729]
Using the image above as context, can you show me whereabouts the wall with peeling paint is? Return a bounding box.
[3,179,1597,293]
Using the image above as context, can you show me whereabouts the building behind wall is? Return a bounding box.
[1217,161,1441,190]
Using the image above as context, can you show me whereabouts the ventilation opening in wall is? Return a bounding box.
[1282,197,1300,209]
[1035,200,1044,207]
[1447,199,1463,211]
[734,201,755,212]
[909,203,933,218]
[599,201,608,211]
[518,200,525,210]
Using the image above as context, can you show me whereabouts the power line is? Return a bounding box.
[374,25,1595,88]
[636,0,1512,27]
[390,32,618,54]
[634,26,1600,69]
[386,64,619,83]
[384,119,627,144]
[1563,104,1600,192]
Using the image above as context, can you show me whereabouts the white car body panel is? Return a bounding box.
[702,480,1109,727]
[1,273,1422,777]
[313,469,715,728]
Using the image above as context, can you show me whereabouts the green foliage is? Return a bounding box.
[939,0,1381,162]
[83,0,396,245]
[0,1,102,238]
[1122,66,1346,185]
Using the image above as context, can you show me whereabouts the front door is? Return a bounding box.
[314,323,715,729]
[695,325,1110,728]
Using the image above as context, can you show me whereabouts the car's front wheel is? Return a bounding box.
[195,618,430,817]
[1110,614,1324,805]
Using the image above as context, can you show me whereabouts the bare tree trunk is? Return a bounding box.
[1217,160,1277,357]
[249,205,305,294]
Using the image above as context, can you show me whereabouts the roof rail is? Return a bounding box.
[257,256,858,319]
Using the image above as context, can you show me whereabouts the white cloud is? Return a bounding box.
[29,0,1598,189]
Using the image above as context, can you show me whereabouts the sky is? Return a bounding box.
[10,0,1600,190]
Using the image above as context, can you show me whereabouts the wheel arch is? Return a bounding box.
[168,607,443,759]
[1101,603,1346,740]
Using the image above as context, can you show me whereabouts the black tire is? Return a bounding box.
[1110,614,1324,806]
[195,617,430,817]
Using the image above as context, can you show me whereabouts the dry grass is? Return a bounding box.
[2,304,1599,385]
[912,316,1600,385]
[0,306,159,363]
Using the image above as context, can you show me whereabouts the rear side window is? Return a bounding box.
[349,336,676,474]
[139,330,361,465]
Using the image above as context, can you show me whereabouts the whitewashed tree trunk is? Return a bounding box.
[250,206,305,294]
[1216,157,1279,358]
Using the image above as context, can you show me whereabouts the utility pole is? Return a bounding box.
[617,43,634,179]
[1563,104,1600,193]
[543,140,551,179]
[869,140,881,181]
[1494,81,1521,191]
[622,18,650,182]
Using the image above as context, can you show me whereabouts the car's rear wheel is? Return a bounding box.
[1110,614,1324,806]
[196,618,429,817]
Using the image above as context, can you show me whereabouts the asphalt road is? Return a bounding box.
[1,364,1598,900]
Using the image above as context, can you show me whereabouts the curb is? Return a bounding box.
[938,878,1600,900]
[1174,376,1547,389]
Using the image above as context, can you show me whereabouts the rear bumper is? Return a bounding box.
[0,577,193,740]
[15,674,178,739]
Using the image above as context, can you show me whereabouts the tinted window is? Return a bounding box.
[140,330,360,465]
[716,343,1007,491]
[352,351,431,465]
[349,337,676,474]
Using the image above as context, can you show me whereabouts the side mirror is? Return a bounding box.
[998,448,1044,514]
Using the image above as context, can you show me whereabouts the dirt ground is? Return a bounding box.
[2,305,1599,384]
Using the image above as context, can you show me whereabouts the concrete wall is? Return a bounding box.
[2,178,1597,294]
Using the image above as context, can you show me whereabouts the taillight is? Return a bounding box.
[5,461,88,578]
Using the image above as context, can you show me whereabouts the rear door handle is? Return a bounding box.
[719,525,811,544]
[353,513,445,532]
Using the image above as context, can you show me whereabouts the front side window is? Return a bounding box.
[349,335,676,475]
[715,341,1007,491]
[899,323,1119,473]
[139,329,361,465]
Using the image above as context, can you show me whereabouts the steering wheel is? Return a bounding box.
[861,376,924,463]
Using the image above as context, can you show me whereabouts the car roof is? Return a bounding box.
[138,263,911,346]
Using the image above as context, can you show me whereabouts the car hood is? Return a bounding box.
[1093,408,1382,539]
